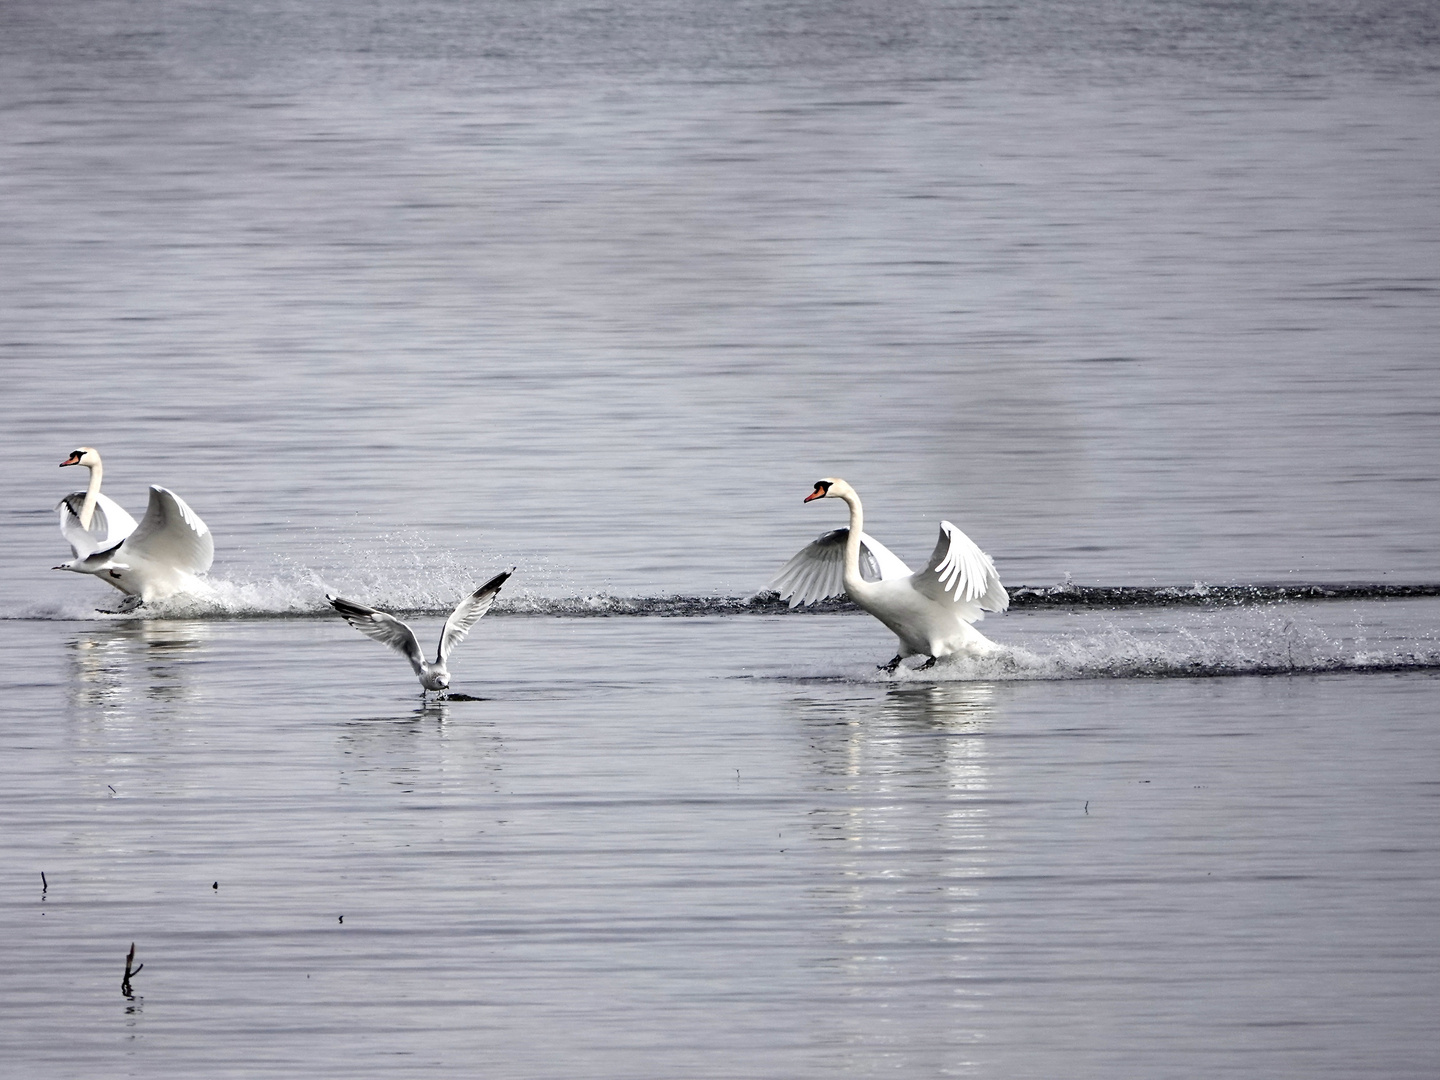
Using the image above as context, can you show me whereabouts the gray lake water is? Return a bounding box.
[1,1,1438,1076]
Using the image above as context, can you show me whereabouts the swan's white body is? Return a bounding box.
[329,569,514,693]
[771,478,1008,669]
[56,448,214,606]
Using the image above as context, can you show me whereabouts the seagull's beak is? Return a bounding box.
[803,487,825,502]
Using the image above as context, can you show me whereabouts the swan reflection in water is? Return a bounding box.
[799,681,998,787]
[795,682,1004,1021]
[68,620,212,715]
[797,681,999,878]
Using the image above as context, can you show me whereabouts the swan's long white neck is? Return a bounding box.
[836,489,867,593]
[79,461,102,531]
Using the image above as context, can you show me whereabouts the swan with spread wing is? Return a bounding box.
[56,447,214,609]
[770,478,1008,671]
[328,569,514,694]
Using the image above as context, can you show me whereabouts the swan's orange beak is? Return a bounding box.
[803,487,825,502]
[61,453,80,467]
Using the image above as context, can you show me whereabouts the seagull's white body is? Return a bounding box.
[329,569,514,693]
[771,478,1008,669]
[56,448,214,606]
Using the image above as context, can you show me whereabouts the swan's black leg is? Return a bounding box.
[879,655,903,674]
[918,656,938,671]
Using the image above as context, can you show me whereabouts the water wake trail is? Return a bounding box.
[874,638,1440,682]
[780,614,1440,683]
[5,580,1440,622]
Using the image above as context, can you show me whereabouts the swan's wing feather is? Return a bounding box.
[56,492,138,558]
[329,595,426,675]
[438,569,512,664]
[122,486,214,575]
[56,494,91,558]
[769,529,845,607]
[92,494,139,544]
[912,521,1008,622]
[857,531,913,580]
[770,528,915,607]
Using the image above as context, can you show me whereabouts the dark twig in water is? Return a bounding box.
[121,942,143,997]
[41,871,47,893]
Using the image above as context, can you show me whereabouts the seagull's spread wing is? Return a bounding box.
[122,486,214,575]
[329,595,426,676]
[769,529,913,608]
[910,521,1008,623]
[56,492,138,558]
[438,569,512,664]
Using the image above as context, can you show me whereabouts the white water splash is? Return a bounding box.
[873,609,1440,681]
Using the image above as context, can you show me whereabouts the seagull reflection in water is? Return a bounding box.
[336,698,506,793]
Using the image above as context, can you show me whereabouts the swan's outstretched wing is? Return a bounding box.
[860,531,912,580]
[329,595,426,676]
[121,486,214,574]
[769,529,913,608]
[437,568,513,663]
[911,521,1008,622]
[56,492,138,558]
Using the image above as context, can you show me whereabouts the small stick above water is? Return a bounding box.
[121,942,143,997]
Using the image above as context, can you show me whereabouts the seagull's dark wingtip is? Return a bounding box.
[328,594,374,618]
[475,568,513,595]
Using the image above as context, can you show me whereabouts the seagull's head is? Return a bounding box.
[804,478,853,503]
[61,447,99,469]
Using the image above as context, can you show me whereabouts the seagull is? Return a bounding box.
[770,478,1007,671]
[328,569,514,694]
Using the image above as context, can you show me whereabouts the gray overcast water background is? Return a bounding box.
[1,2,1437,1077]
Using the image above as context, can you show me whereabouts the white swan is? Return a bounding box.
[55,447,215,609]
[328,569,514,693]
[770,478,1008,671]
[56,447,138,562]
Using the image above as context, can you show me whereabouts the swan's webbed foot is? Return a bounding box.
[879,655,903,674]
[918,656,938,671]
